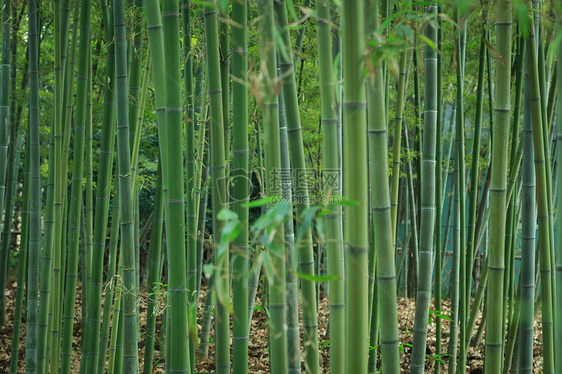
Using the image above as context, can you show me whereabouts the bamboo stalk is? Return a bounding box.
[24,0,41,371]
[273,2,320,371]
[257,1,288,372]
[364,1,400,372]
[316,0,344,371]
[410,5,438,372]
[484,0,512,371]
[231,1,250,372]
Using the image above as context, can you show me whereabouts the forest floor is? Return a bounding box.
[0,279,546,373]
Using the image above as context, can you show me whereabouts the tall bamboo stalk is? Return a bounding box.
[278,85,300,373]
[556,3,562,372]
[0,6,19,324]
[83,0,117,369]
[257,1,288,372]
[0,0,11,323]
[50,0,65,368]
[113,1,139,372]
[162,0,192,372]
[24,0,40,371]
[434,6,443,373]
[205,2,229,373]
[316,0,344,371]
[9,133,29,374]
[182,2,197,372]
[231,0,250,372]
[143,162,164,374]
[526,12,555,373]
[484,0,512,371]
[391,51,409,240]
[448,142,460,374]
[273,2,319,371]
[410,5,437,373]
[60,1,91,372]
[98,179,121,374]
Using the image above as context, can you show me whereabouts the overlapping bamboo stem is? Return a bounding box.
[278,86,300,373]
[60,1,91,371]
[113,0,139,371]
[181,3,197,372]
[256,1,290,372]
[526,14,555,373]
[83,0,117,369]
[273,2,320,371]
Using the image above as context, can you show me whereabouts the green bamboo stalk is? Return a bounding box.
[292,0,311,72]
[98,179,121,374]
[536,18,557,340]
[128,0,144,150]
[60,1,91,371]
[0,2,19,324]
[410,5,437,373]
[454,4,468,371]
[403,123,420,289]
[113,1,138,371]
[278,85,301,373]
[434,7,443,373]
[83,0,117,369]
[108,256,123,374]
[247,253,263,333]
[83,34,94,341]
[502,293,520,374]
[24,0,40,371]
[465,27,487,327]
[316,0,344,371]
[365,0,399,372]
[484,0,512,371]
[198,273,214,361]
[205,1,230,373]
[0,0,11,323]
[448,146,460,374]
[196,139,209,298]
[182,3,197,372]
[143,161,164,374]
[257,1,288,372]
[556,4,562,373]
[219,1,230,166]
[231,0,250,371]
[390,51,409,240]
[518,58,535,373]
[526,13,555,373]
[49,0,65,368]
[468,258,488,347]
[10,131,30,374]
[273,2,319,372]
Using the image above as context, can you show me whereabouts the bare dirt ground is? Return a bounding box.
[0,280,546,373]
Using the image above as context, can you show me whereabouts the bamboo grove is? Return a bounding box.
[1,0,562,373]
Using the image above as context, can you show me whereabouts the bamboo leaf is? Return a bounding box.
[484,39,503,65]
